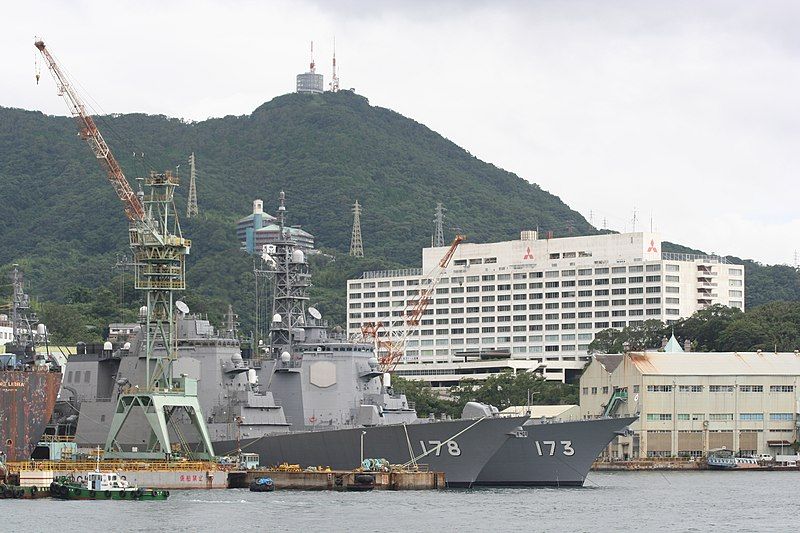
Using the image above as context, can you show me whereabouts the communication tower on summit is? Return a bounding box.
[329,38,340,92]
[350,200,364,257]
[297,41,324,94]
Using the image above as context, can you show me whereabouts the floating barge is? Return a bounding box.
[229,467,445,491]
[6,460,229,490]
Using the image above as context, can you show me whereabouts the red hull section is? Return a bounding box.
[0,370,61,461]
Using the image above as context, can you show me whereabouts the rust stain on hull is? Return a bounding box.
[0,370,61,462]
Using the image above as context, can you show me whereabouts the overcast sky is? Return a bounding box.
[3,1,799,265]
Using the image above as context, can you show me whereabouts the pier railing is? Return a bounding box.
[8,459,226,472]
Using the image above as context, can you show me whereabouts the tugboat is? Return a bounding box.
[50,450,169,500]
[50,471,169,501]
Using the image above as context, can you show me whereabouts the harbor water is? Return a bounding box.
[3,471,797,532]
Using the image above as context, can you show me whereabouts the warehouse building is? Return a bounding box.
[347,231,744,382]
[580,349,800,459]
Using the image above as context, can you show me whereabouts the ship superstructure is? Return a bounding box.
[0,267,61,462]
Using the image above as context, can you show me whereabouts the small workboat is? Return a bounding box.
[249,476,275,492]
[706,448,736,469]
[50,471,169,500]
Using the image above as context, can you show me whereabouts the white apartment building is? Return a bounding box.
[346,231,745,382]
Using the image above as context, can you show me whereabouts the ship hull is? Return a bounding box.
[474,416,637,486]
[0,370,61,462]
[214,416,529,487]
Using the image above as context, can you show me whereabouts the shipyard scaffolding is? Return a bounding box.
[35,39,213,460]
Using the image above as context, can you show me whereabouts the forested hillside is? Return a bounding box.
[0,91,590,340]
[1,91,797,342]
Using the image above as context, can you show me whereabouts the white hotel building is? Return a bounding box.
[346,231,745,383]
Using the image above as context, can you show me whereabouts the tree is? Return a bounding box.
[449,371,577,413]
[390,376,454,417]
[588,320,667,354]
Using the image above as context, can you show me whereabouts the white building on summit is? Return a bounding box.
[347,231,745,383]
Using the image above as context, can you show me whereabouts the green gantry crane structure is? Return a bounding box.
[35,39,214,460]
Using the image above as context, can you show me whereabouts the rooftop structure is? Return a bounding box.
[297,41,324,94]
[581,351,800,459]
[347,231,745,383]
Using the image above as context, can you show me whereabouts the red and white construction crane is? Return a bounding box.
[363,234,465,372]
[34,40,145,222]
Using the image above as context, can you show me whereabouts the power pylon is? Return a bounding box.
[350,200,364,257]
[186,152,198,218]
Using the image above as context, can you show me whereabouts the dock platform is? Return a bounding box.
[229,468,445,491]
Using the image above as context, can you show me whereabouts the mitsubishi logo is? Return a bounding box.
[647,239,658,253]
[523,246,534,260]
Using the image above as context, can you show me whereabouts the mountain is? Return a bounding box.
[0,91,797,341]
[0,91,593,338]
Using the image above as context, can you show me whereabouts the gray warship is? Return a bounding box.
[55,194,634,486]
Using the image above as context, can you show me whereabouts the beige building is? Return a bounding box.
[580,350,800,459]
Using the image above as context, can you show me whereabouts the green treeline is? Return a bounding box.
[588,302,800,354]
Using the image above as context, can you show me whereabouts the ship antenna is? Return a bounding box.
[278,190,286,238]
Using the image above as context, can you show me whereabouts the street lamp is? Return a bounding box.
[360,431,367,464]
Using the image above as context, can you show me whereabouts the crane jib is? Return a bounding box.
[34,39,145,222]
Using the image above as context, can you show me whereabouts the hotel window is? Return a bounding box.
[612,267,626,274]
[646,264,661,272]
[665,275,679,282]
[728,268,743,276]
[645,275,661,283]
[730,279,743,287]
[666,264,680,272]
[578,268,592,276]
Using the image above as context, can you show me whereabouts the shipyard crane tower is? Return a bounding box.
[35,40,214,460]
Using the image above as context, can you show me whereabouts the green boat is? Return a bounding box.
[50,471,169,501]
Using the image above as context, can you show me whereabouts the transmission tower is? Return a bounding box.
[186,152,198,218]
[433,202,446,247]
[350,200,364,257]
